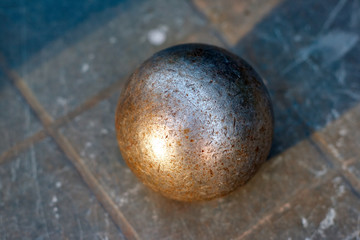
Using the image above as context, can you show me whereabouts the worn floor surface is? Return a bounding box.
[1,0,360,239]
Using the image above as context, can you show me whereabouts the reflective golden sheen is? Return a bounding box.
[115,44,273,201]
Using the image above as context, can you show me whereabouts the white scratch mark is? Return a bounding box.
[152,210,158,221]
[109,36,117,44]
[101,128,109,135]
[283,31,359,74]
[97,234,109,240]
[331,109,340,119]
[55,213,60,219]
[128,184,141,195]
[337,185,345,197]
[298,160,327,177]
[336,138,344,147]
[335,63,347,84]
[53,207,58,212]
[30,145,51,238]
[322,0,348,32]
[76,216,84,240]
[302,217,309,228]
[274,28,289,52]
[117,196,129,207]
[319,208,336,236]
[56,181,62,188]
[332,177,346,197]
[86,208,92,216]
[51,195,58,204]
[56,97,67,107]
[316,31,358,65]
[328,143,341,159]
[339,128,348,136]
[81,63,90,73]
[89,153,96,159]
[314,167,328,178]
[343,230,360,240]
[85,141,93,148]
[332,176,342,184]
[324,114,334,129]
[147,25,168,46]
[104,212,110,228]
[116,184,141,207]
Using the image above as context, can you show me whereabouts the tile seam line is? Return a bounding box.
[0,77,125,165]
[235,96,360,239]
[0,54,140,240]
[188,0,286,50]
[237,170,337,240]
[309,133,360,194]
[187,0,232,49]
[0,130,47,165]
[52,76,127,128]
[312,132,360,193]
[288,103,360,193]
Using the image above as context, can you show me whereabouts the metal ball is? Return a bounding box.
[115,44,273,201]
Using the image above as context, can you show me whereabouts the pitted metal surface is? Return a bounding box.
[115,44,273,201]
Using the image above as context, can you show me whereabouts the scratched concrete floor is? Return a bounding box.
[1,0,360,239]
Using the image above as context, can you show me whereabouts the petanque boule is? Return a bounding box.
[115,43,273,201]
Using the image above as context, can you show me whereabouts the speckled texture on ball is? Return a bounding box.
[115,44,273,201]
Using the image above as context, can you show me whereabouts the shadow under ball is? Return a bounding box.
[115,44,273,202]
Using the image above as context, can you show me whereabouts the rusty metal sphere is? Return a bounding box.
[115,44,273,201]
